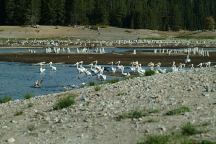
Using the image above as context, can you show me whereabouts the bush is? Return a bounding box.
[181,122,200,136]
[116,110,147,121]
[53,95,75,110]
[94,85,101,91]
[166,106,190,115]
[106,79,119,84]
[137,134,195,144]
[14,111,23,116]
[89,82,96,86]
[24,93,33,99]
[0,96,12,103]
[145,70,156,76]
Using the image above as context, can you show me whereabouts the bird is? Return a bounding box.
[120,65,130,77]
[49,62,57,71]
[171,61,178,72]
[40,65,46,73]
[108,62,116,73]
[137,64,145,75]
[185,54,191,63]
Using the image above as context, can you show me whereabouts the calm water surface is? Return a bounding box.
[0,62,115,99]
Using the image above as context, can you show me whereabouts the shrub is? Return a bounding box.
[14,111,23,116]
[181,122,200,136]
[107,79,119,84]
[166,106,190,115]
[89,82,96,86]
[94,85,101,91]
[116,110,148,121]
[145,70,156,76]
[0,96,12,103]
[27,103,34,108]
[137,134,194,144]
[53,95,75,110]
[24,93,33,99]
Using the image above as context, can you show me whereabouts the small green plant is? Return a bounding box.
[14,111,23,116]
[89,82,96,86]
[53,95,75,110]
[166,106,190,115]
[199,140,216,144]
[137,134,195,144]
[145,70,156,76]
[94,85,101,91]
[24,93,33,99]
[117,92,127,96]
[27,103,34,108]
[181,122,200,136]
[0,96,12,103]
[116,110,147,121]
[27,124,36,131]
[105,79,119,84]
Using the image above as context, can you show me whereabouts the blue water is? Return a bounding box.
[0,62,116,99]
[2,47,216,54]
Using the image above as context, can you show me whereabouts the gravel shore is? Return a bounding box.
[0,67,216,144]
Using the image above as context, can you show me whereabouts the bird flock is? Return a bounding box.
[33,58,214,88]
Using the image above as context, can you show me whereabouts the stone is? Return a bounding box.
[7,138,15,143]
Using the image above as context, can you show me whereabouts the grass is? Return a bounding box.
[137,134,198,144]
[27,103,34,108]
[53,95,75,110]
[89,81,96,86]
[145,70,156,76]
[104,79,120,84]
[23,93,33,99]
[0,96,12,103]
[117,92,127,96]
[166,106,190,115]
[181,122,201,136]
[115,109,159,121]
[14,111,23,116]
[94,85,101,91]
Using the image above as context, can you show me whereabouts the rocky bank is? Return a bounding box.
[0,67,216,144]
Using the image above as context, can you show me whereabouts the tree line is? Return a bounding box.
[0,0,215,31]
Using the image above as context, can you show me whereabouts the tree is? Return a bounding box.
[205,16,215,31]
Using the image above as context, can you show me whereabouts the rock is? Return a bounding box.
[202,93,210,97]
[7,138,15,143]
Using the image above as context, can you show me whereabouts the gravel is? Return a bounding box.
[0,67,216,144]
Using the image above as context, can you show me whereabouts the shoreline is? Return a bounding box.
[0,67,215,143]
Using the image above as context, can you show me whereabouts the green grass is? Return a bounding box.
[117,92,127,96]
[181,122,201,136]
[94,85,101,91]
[53,95,75,110]
[104,79,120,84]
[89,82,96,86]
[137,134,197,144]
[166,106,190,115]
[23,93,33,99]
[145,70,156,76]
[27,103,34,108]
[14,111,23,116]
[0,96,12,103]
[115,109,159,121]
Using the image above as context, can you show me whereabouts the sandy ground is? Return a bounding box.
[0,67,215,144]
[0,26,216,40]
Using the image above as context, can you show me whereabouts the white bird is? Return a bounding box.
[185,54,191,63]
[89,63,99,74]
[120,65,130,77]
[171,61,178,72]
[115,61,122,71]
[40,65,46,73]
[49,62,57,71]
[108,62,116,73]
[74,62,85,74]
[137,64,145,75]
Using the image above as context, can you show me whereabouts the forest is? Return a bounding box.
[0,0,215,31]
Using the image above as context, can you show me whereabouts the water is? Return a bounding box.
[1,47,215,54]
[0,62,116,99]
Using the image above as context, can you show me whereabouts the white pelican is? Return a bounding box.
[49,62,57,71]
[108,62,116,73]
[120,65,130,77]
[40,65,46,73]
[185,54,191,63]
[137,64,145,75]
